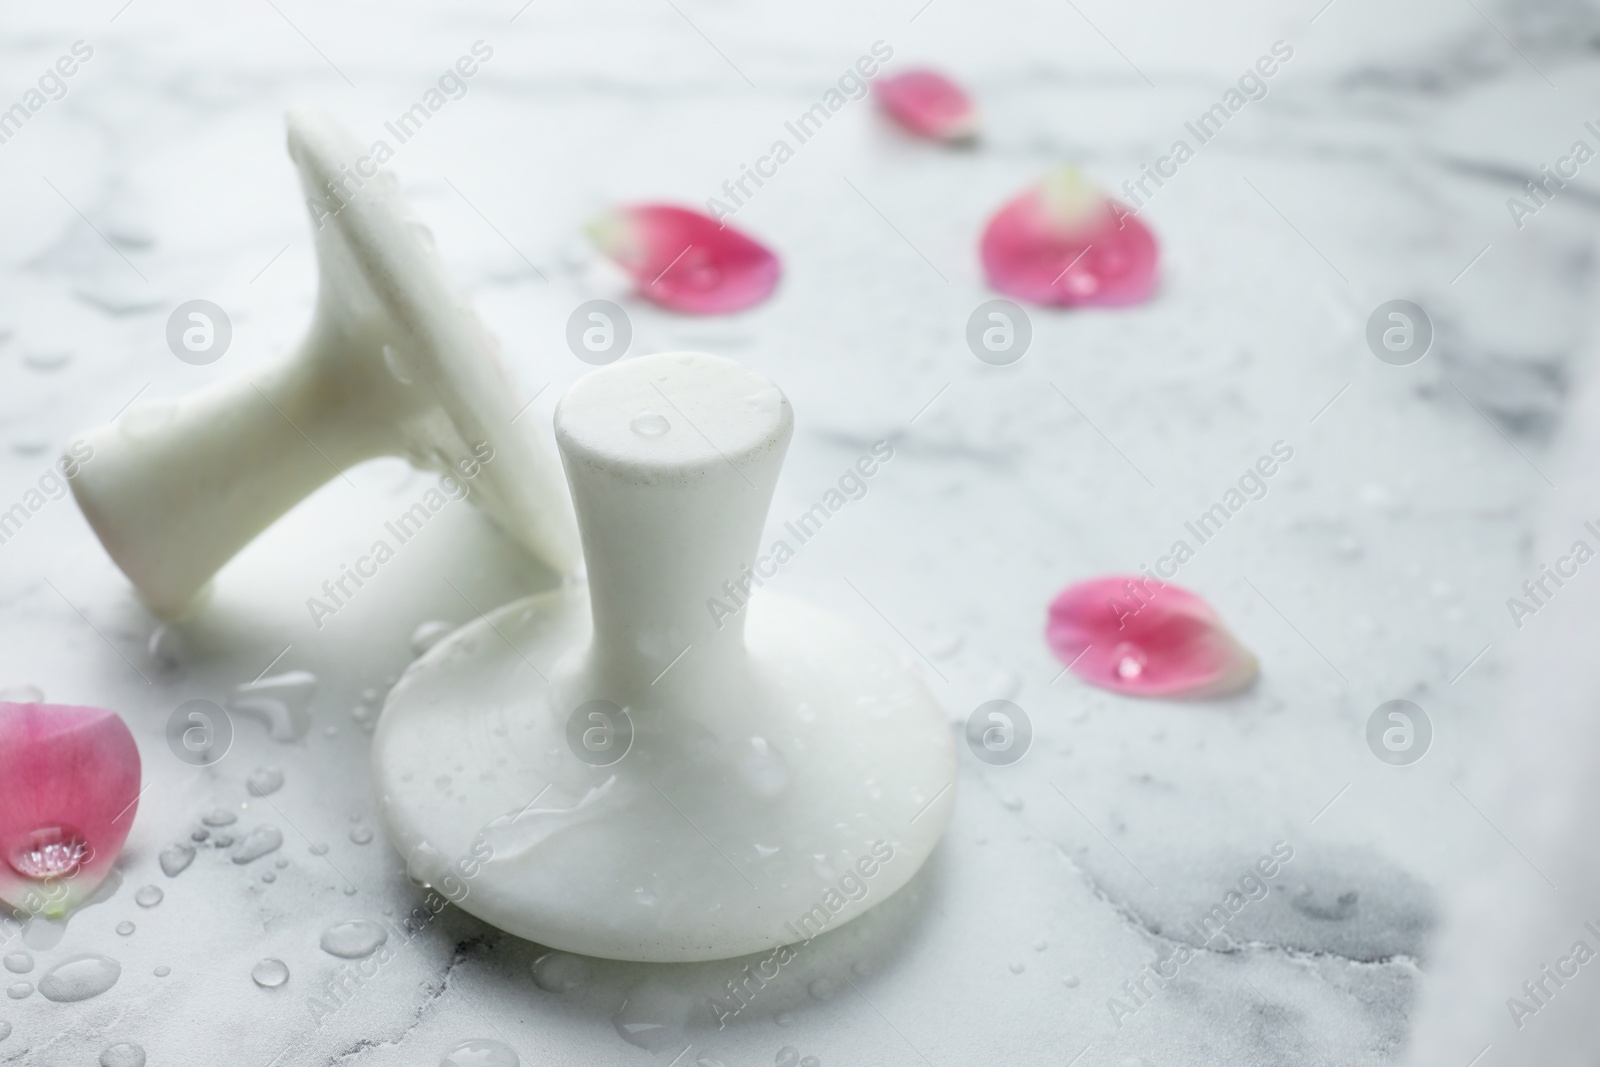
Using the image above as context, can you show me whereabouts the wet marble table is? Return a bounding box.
[2,0,1597,1063]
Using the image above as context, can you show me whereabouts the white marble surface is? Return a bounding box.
[2,1,1598,1064]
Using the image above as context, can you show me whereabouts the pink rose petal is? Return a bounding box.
[980,167,1158,307]
[586,204,780,314]
[1046,577,1257,698]
[874,69,978,143]
[0,703,141,916]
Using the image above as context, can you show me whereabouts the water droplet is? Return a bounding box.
[612,981,694,1051]
[383,344,414,385]
[440,1038,519,1066]
[988,668,1022,700]
[228,671,317,742]
[775,1011,794,1027]
[1002,794,1023,811]
[201,809,237,827]
[406,842,446,887]
[23,351,71,372]
[262,872,276,883]
[629,411,670,437]
[3,952,31,973]
[531,952,590,994]
[7,826,89,879]
[1009,961,1025,974]
[1033,938,1047,952]
[232,826,284,864]
[776,1048,799,1067]
[116,921,135,936]
[807,977,835,1001]
[135,885,164,908]
[349,825,373,845]
[309,842,329,856]
[38,954,120,1002]
[5,982,30,999]
[274,858,288,869]
[320,919,388,959]
[247,767,285,796]
[411,620,454,656]
[99,1041,146,1067]
[1111,641,1147,680]
[251,958,290,988]
[154,966,170,977]
[0,684,43,702]
[735,737,791,799]
[148,624,185,668]
[120,401,176,439]
[1062,974,1080,988]
[800,1058,819,1067]
[212,834,234,848]
[191,829,210,842]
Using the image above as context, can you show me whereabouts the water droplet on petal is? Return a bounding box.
[349,825,373,845]
[98,1042,146,1067]
[1063,973,1080,987]
[135,885,163,908]
[154,966,170,977]
[251,958,289,988]
[440,1038,518,1067]
[319,919,388,959]
[1111,641,1147,680]
[5,982,30,999]
[201,809,237,827]
[776,1048,800,1067]
[116,921,135,936]
[1009,961,1025,974]
[3,952,31,973]
[800,1058,819,1067]
[7,826,89,879]
[808,977,835,1001]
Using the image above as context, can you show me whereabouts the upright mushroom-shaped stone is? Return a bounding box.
[372,352,956,962]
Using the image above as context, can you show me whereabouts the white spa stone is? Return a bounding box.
[371,352,957,962]
[65,108,578,617]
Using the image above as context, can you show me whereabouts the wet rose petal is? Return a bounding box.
[874,69,977,143]
[980,167,1158,307]
[586,204,780,314]
[0,703,141,915]
[1046,577,1257,698]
